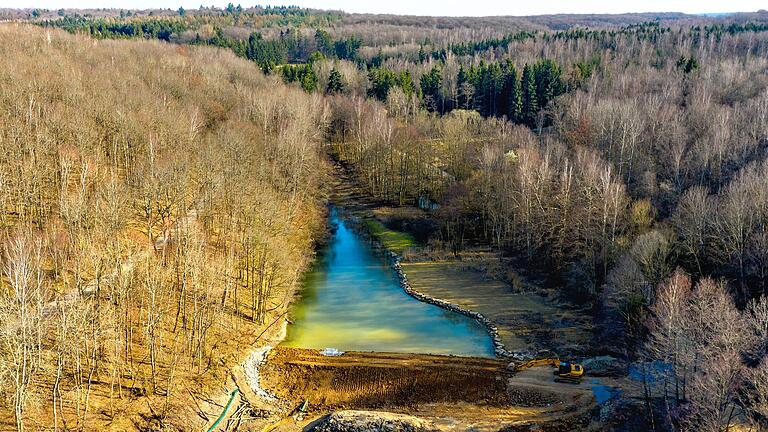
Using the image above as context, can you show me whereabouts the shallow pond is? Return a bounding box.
[282,208,494,357]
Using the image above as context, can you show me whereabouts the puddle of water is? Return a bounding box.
[590,379,619,405]
[282,207,494,357]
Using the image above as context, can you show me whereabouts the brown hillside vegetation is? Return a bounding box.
[0,24,327,431]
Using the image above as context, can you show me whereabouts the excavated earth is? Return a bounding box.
[259,347,599,431]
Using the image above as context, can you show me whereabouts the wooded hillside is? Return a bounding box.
[2,5,768,430]
[0,24,327,431]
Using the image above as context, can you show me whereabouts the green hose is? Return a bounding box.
[207,388,240,432]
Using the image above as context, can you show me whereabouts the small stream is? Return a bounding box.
[282,207,494,357]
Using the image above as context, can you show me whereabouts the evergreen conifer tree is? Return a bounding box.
[504,64,522,122]
[327,68,344,94]
[521,64,538,127]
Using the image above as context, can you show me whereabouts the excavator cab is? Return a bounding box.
[554,361,584,383]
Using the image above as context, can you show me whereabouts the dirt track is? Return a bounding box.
[259,347,599,431]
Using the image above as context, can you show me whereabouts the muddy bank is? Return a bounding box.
[401,261,594,356]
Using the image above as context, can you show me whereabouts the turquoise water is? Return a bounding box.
[283,208,494,357]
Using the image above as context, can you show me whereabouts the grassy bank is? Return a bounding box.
[362,217,417,254]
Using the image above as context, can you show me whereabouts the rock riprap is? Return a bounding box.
[308,410,440,432]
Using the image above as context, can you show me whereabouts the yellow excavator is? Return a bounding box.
[513,358,585,383]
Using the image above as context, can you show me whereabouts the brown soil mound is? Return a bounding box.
[260,348,512,411]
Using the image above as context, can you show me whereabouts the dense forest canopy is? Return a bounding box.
[0,5,767,431]
[32,8,768,125]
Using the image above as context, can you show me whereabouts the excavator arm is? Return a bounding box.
[513,358,585,383]
[513,358,560,372]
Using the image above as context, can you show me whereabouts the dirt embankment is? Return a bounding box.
[259,347,598,431]
[261,348,510,410]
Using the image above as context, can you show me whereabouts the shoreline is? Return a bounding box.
[333,202,511,358]
[339,205,511,359]
[387,250,510,358]
[241,319,287,406]
[239,200,514,415]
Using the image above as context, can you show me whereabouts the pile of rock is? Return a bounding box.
[308,410,440,432]
[388,251,510,358]
[242,346,278,403]
[582,356,626,377]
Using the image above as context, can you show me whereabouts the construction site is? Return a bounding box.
[249,347,604,431]
[215,169,619,432]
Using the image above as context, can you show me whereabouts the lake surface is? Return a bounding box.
[283,208,494,356]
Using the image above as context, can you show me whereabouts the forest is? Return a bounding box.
[0,24,328,431]
[0,5,768,432]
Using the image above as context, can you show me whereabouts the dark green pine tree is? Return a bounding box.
[504,64,522,123]
[418,45,427,63]
[487,62,503,117]
[685,57,699,73]
[420,65,443,112]
[299,65,318,93]
[473,61,490,116]
[281,65,296,83]
[534,59,564,111]
[367,67,398,101]
[677,56,700,73]
[466,65,479,110]
[398,70,416,98]
[475,63,503,117]
[326,67,345,94]
[314,29,333,56]
[456,66,471,109]
[521,64,538,127]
